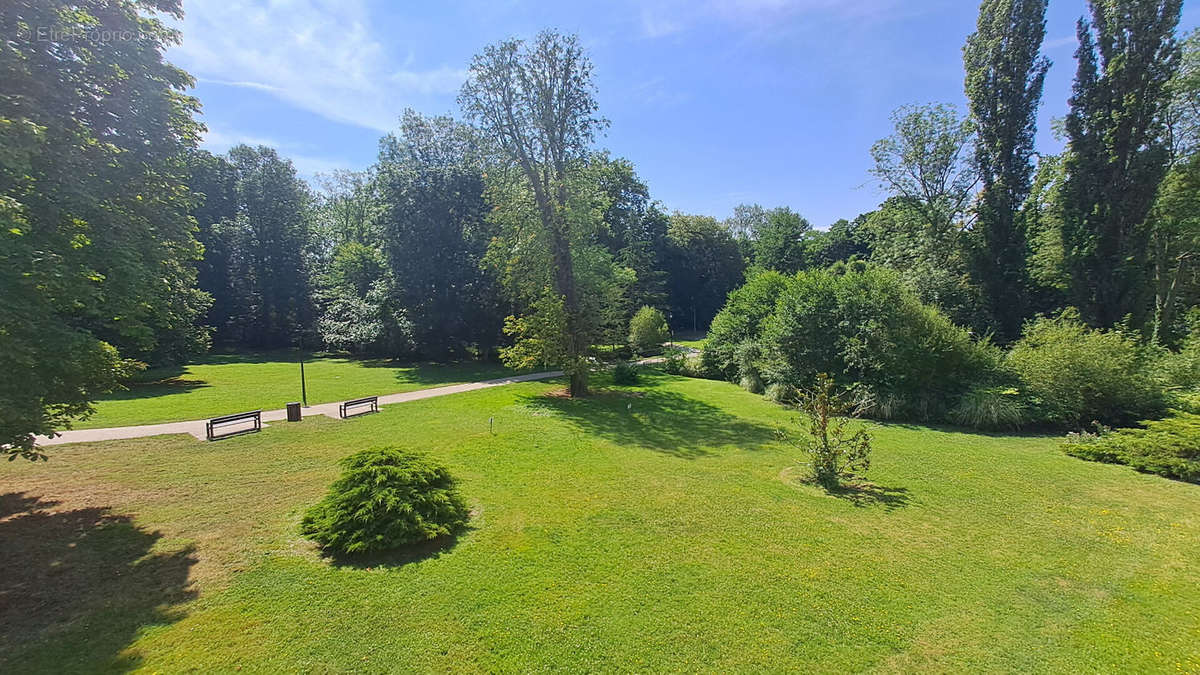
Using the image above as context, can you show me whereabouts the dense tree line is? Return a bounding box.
[3,0,1196,456]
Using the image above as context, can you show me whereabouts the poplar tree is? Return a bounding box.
[963,0,1050,341]
[1061,0,1183,328]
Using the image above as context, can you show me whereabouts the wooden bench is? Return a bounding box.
[339,396,379,419]
[206,410,262,441]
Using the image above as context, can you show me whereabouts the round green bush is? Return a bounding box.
[628,306,669,354]
[611,360,639,385]
[301,447,470,555]
[759,266,999,421]
[1008,312,1165,428]
[703,270,790,380]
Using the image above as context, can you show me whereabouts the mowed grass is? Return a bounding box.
[3,373,1199,672]
[671,331,707,350]
[73,352,515,429]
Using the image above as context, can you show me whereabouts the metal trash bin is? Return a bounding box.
[286,402,302,422]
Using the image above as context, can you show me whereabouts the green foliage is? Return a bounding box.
[752,207,812,274]
[761,266,999,421]
[861,198,986,332]
[782,374,872,488]
[499,291,569,372]
[628,306,669,354]
[374,111,502,359]
[662,213,746,333]
[660,347,688,375]
[1062,411,1200,483]
[1153,310,1200,391]
[1008,312,1166,428]
[1060,0,1184,328]
[611,361,640,385]
[736,341,766,394]
[1023,154,1071,297]
[963,0,1050,342]
[950,386,1030,430]
[195,145,315,348]
[800,215,873,267]
[300,447,470,554]
[870,105,978,237]
[1,0,207,455]
[703,270,790,380]
[461,30,607,396]
[765,382,796,404]
[1149,151,1200,345]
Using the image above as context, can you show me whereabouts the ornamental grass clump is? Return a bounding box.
[301,446,470,555]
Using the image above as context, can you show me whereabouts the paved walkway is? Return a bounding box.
[36,369,565,446]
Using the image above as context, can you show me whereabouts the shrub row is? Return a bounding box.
[705,266,998,422]
[1062,412,1200,483]
[704,266,1192,432]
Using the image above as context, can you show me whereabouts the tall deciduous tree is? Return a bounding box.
[194,145,314,348]
[1061,0,1183,328]
[752,207,813,275]
[963,0,1050,342]
[187,149,240,337]
[374,111,502,358]
[1150,30,1200,344]
[663,214,746,332]
[1,0,206,457]
[1164,29,1200,161]
[870,104,979,250]
[459,30,607,396]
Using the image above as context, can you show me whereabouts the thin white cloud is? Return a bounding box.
[640,7,684,38]
[198,78,283,93]
[170,0,463,132]
[201,127,288,152]
[1044,36,1077,50]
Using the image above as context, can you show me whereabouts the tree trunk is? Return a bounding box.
[545,200,588,397]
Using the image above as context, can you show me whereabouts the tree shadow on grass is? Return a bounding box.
[869,419,1059,440]
[779,470,913,512]
[521,386,778,458]
[98,377,210,403]
[320,525,476,570]
[826,482,913,511]
[0,492,197,672]
[356,358,519,386]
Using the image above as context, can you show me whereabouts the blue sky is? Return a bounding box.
[172,0,1198,229]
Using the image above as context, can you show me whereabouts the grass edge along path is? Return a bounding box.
[69,354,519,430]
[39,369,563,446]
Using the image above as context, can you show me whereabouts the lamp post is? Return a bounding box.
[298,333,309,407]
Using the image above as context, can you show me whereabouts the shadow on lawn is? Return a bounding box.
[101,377,210,403]
[522,384,778,458]
[827,482,913,511]
[0,492,197,672]
[322,527,475,570]
[779,469,913,511]
[358,359,518,386]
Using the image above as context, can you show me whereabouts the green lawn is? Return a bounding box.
[671,331,707,350]
[3,373,1198,672]
[72,353,515,429]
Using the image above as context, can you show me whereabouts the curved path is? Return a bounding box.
[36,369,565,447]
